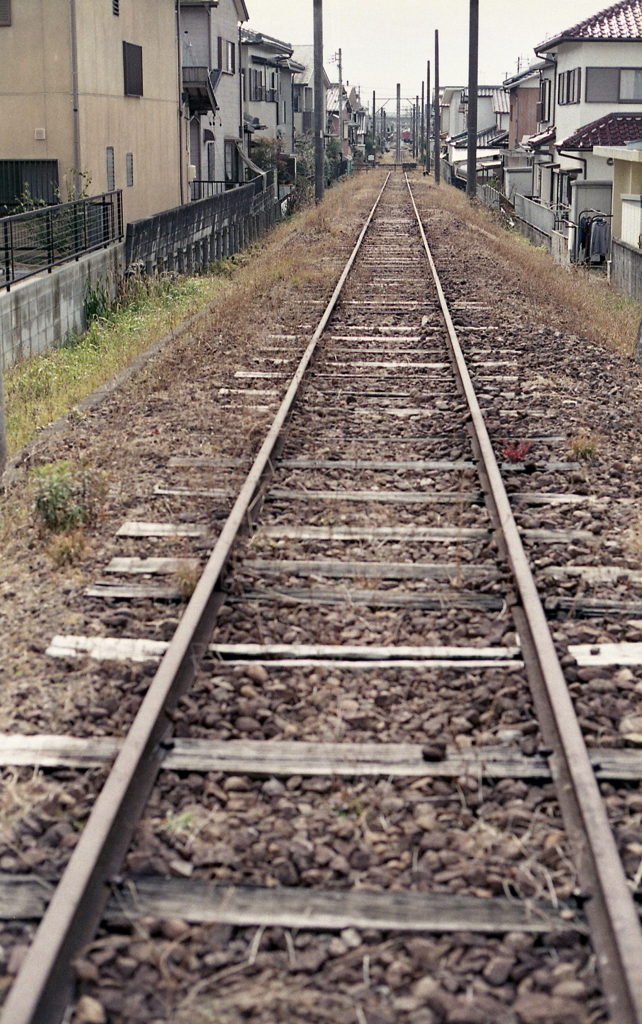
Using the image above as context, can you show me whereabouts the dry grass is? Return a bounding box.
[4,171,386,461]
[568,428,603,461]
[411,175,641,356]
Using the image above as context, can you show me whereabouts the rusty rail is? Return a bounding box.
[0,173,391,1024]
[405,172,642,1024]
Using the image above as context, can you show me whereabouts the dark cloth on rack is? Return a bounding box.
[589,217,610,260]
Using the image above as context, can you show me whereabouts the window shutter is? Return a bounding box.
[123,41,143,96]
[0,0,11,27]
[231,41,236,74]
[535,101,543,123]
[217,36,223,71]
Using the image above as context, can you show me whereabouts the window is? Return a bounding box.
[557,67,581,105]
[224,140,237,182]
[249,67,263,101]
[207,142,215,181]
[537,78,551,123]
[0,0,11,27]
[125,152,133,187]
[620,68,642,100]
[112,0,119,14]
[123,41,143,96]
[585,66,619,102]
[106,147,115,191]
[217,37,235,74]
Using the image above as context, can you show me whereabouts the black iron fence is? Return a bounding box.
[0,190,123,292]
[127,173,278,272]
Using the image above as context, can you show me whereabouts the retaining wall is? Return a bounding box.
[611,238,642,303]
[1,175,280,371]
[0,242,125,371]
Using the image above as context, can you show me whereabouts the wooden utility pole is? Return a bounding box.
[426,60,431,174]
[415,95,419,159]
[396,83,401,164]
[372,90,376,154]
[433,31,440,183]
[313,0,324,202]
[467,0,479,198]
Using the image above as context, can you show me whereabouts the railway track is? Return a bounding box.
[1,171,642,1023]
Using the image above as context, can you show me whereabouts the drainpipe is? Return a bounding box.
[69,0,81,198]
[239,25,244,177]
[175,2,185,204]
[557,149,587,180]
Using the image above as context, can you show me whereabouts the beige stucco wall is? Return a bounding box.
[0,0,181,224]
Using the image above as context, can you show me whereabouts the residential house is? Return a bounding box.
[531,0,642,221]
[347,87,368,156]
[442,86,509,186]
[291,45,330,140]
[327,84,356,168]
[180,0,249,197]
[0,0,182,224]
[502,60,554,198]
[241,29,304,157]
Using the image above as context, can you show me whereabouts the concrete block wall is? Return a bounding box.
[0,242,126,371]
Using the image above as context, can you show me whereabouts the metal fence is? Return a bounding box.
[127,173,278,272]
[0,190,123,291]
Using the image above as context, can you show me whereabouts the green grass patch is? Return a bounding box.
[4,271,230,456]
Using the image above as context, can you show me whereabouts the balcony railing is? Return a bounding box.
[0,190,123,291]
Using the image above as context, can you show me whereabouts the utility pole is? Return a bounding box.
[372,90,376,155]
[313,0,324,202]
[415,95,419,159]
[433,31,440,183]
[426,60,431,174]
[420,82,425,165]
[396,83,401,164]
[467,0,479,199]
[331,48,343,164]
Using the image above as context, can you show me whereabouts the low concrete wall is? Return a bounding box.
[611,237,642,303]
[0,243,125,371]
[514,216,551,252]
[551,230,570,267]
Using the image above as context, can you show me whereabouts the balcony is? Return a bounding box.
[182,66,221,114]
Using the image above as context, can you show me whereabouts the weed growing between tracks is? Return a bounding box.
[413,176,641,356]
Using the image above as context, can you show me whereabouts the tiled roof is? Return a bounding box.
[559,112,642,148]
[493,89,510,115]
[528,125,556,146]
[538,0,642,48]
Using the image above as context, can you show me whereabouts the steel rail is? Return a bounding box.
[405,173,642,1024]
[1,174,392,1024]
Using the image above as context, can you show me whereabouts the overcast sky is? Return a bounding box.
[246,1,603,106]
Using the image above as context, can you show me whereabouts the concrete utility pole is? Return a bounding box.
[426,60,431,174]
[467,0,479,199]
[313,0,324,202]
[421,82,425,165]
[396,83,401,164]
[433,31,440,183]
[372,90,376,154]
[415,96,419,159]
[337,48,343,162]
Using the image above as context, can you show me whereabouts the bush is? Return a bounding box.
[32,461,107,532]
